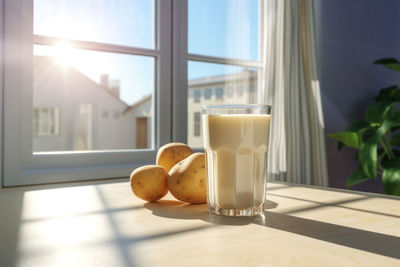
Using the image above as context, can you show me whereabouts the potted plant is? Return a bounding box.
[328,58,400,196]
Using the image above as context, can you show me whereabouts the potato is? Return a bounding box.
[130,165,168,202]
[167,153,206,204]
[156,142,193,172]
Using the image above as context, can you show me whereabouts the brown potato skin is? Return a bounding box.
[167,153,206,204]
[156,142,193,172]
[130,165,168,202]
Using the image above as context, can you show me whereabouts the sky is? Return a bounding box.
[34,0,259,105]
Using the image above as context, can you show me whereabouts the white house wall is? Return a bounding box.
[33,56,145,151]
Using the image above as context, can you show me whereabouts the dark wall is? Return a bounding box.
[315,0,400,193]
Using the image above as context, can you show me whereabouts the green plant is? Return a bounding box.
[328,58,400,196]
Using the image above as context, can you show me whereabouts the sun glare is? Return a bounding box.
[53,42,75,65]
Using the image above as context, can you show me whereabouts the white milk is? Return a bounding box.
[202,114,271,212]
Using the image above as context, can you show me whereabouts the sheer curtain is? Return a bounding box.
[260,0,328,186]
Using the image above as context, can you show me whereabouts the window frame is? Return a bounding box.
[2,0,177,186]
[1,0,263,186]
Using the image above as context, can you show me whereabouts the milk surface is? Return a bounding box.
[203,114,271,211]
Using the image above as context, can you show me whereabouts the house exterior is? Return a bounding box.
[33,56,256,151]
[187,69,257,147]
[33,56,152,152]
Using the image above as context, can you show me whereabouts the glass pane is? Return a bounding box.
[33,109,39,135]
[40,108,49,134]
[34,0,155,48]
[188,61,258,148]
[33,44,154,152]
[188,0,259,61]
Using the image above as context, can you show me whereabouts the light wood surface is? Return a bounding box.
[0,179,399,267]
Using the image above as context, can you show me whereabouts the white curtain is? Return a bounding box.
[260,0,329,186]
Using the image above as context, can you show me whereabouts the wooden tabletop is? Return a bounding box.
[0,179,399,267]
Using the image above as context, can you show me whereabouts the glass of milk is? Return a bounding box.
[202,105,271,216]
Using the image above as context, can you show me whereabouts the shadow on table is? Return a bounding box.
[144,199,400,260]
[144,199,278,224]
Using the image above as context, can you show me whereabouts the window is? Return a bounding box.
[216,88,224,100]
[33,108,60,136]
[227,86,234,98]
[194,90,201,103]
[113,111,120,119]
[3,0,263,185]
[187,0,263,148]
[204,88,212,99]
[194,112,201,137]
[101,110,109,118]
[3,0,173,186]
[237,85,243,97]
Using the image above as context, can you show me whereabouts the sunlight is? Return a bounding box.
[52,42,75,65]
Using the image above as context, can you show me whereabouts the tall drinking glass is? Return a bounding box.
[202,105,271,216]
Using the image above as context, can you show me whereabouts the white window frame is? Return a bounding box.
[1,0,263,186]
[2,0,181,186]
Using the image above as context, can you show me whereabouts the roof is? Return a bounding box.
[34,55,129,107]
[123,94,152,114]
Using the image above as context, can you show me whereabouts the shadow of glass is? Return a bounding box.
[144,199,400,259]
[264,211,400,259]
[144,199,279,226]
[144,200,209,221]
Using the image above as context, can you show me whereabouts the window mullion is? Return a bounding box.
[33,35,160,58]
[172,0,188,143]
[156,0,173,146]
[188,53,263,69]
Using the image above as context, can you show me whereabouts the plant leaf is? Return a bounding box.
[381,156,400,168]
[359,107,400,178]
[374,58,400,72]
[346,168,370,187]
[368,107,400,143]
[382,169,400,196]
[374,85,400,102]
[381,157,400,196]
[327,132,360,149]
[346,120,370,132]
[373,58,400,65]
[365,101,393,124]
[392,133,400,147]
[337,141,344,151]
[359,141,378,178]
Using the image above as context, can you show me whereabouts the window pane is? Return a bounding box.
[188,61,259,148]
[34,0,155,48]
[194,112,201,137]
[188,0,259,61]
[40,108,49,134]
[33,45,154,152]
[33,109,40,135]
